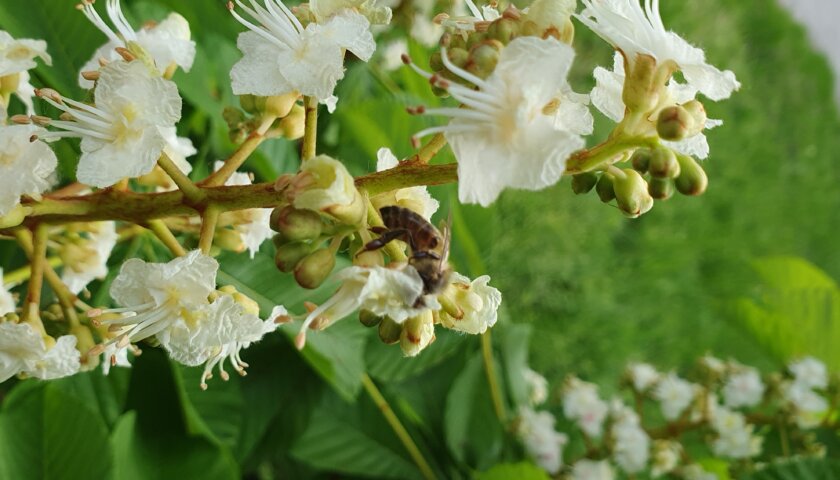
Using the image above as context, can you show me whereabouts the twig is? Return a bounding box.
[198,207,220,254]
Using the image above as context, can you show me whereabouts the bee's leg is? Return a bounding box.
[359,228,410,254]
[369,226,389,235]
[411,251,441,260]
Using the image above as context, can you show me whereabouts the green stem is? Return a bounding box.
[356,163,458,196]
[21,225,48,322]
[158,153,205,204]
[361,374,437,480]
[3,256,62,286]
[198,207,220,254]
[410,133,447,165]
[564,136,658,174]
[481,330,507,424]
[147,219,186,257]
[203,134,265,187]
[301,96,318,161]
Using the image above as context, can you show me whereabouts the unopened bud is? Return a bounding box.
[613,169,654,218]
[239,94,258,114]
[445,47,470,69]
[429,52,444,72]
[571,172,598,194]
[223,106,246,129]
[674,154,708,196]
[214,228,245,253]
[400,311,435,357]
[378,317,402,345]
[466,40,502,79]
[354,249,384,268]
[648,177,674,200]
[359,309,383,328]
[487,18,520,43]
[279,104,305,140]
[274,241,314,272]
[630,148,651,173]
[648,146,680,179]
[294,248,336,289]
[623,54,658,114]
[681,100,707,136]
[271,206,323,241]
[596,173,615,202]
[656,105,694,141]
[326,190,366,226]
[265,91,299,118]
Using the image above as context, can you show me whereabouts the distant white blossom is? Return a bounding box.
[78,0,195,88]
[380,39,408,71]
[576,0,740,100]
[650,440,681,478]
[439,0,499,33]
[681,464,717,480]
[0,322,80,382]
[709,407,762,459]
[789,356,828,390]
[653,372,695,420]
[38,60,182,188]
[61,221,118,294]
[0,124,57,216]
[610,401,650,474]
[229,0,375,102]
[571,459,615,480]
[722,367,765,409]
[517,406,568,475]
[407,36,590,206]
[438,272,501,335]
[627,362,659,391]
[784,382,828,429]
[563,377,609,438]
[0,30,51,76]
[524,367,549,406]
[309,0,393,25]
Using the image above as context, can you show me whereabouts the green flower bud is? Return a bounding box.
[214,228,246,253]
[359,309,383,328]
[613,169,654,218]
[466,41,502,79]
[271,206,324,241]
[429,52,444,72]
[239,94,258,114]
[631,148,652,173]
[487,18,520,43]
[446,47,470,69]
[656,105,694,141]
[275,241,314,273]
[674,154,708,196]
[279,104,305,140]
[294,248,336,289]
[222,106,246,130]
[378,317,402,345]
[682,100,707,137]
[571,172,598,194]
[648,146,681,179]
[596,173,616,203]
[265,92,299,118]
[623,54,659,114]
[648,177,674,200]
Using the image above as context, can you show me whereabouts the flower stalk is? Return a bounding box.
[302,96,318,161]
[146,219,187,257]
[157,153,205,205]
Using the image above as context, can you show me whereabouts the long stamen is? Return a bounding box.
[78,1,122,44]
[464,0,483,19]
[268,0,303,33]
[228,2,287,48]
[47,120,114,141]
[419,107,494,122]
[62,97,118,122]
[244,0,299,46]
[106,0,136,41]
[296,294,340,349]
[440,47,491,91]
[412,123,481,140]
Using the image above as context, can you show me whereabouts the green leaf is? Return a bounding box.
[0,381,111,480]
[742,458,840,480]
[474,462,550,480]
[499,323,532,409]
[366,329,465,382]
[290,393,423,480]
[444,353,504,469]
[50,368,131,428]
[733,256,840,369]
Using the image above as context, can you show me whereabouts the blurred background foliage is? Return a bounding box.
[1,0,839,478]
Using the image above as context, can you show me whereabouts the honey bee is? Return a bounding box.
[360,206,452,301]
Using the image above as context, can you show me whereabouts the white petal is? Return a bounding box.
[0,125,58,216]
[77,127,166,188]
[29,335,80,380]
[230,31,294,96]
[376,147,399,171]
[136,13,196,72]
[591,63,625,123]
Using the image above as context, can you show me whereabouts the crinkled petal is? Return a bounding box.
[231,31,294,96]
[0,125,57,216]
[310,11,376,61]
[77,127,166,188]
[136,13,196,72]
[591,63,625,122]
[29,335,80,380]
[681,63,741,101]
[490,36,574,101]
[278,31,345,100]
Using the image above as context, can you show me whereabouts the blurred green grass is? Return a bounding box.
[486,0,840,391]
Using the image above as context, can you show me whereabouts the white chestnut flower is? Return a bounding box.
[290,155,365,225]
[0,124,57,216]
[789,356,828,390]
[372,148,439,220]
[309,0,393,25]
[406,36,590,206]
[95,250,218,352]
[37,60,182,188]
[78,0,195,88]
[399,310,435,357]
[784,382,828,429]
[296,264,438,349]
[523,0,577,35]
[61,221,118,294]
[722,367,765,409]
[0,272,15,316]
[562,377,609,438]
[438,272,501,335]
[652,372,695,420]
[650,440,681,478]
[523,367,549,406]
[0,322,80,382]
[160,295,281,389]
[709,408,762,459]
[591,53,722,159]
[410,13,443,47]
[380,39,408,71]
[610,401,650,474]
[214,162,273,258]
[0,30,51,76]
[100,341,131,375]
[571,459,615,480]
[576,0,740,101]
[627,362,659,391]
[228,0,375,103]
[516,406,568,475]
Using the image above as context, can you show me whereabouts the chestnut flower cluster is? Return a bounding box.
[513,356,837,479]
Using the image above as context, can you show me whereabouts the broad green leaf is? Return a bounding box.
[0,381,111,480]
[290,392,424,480]
[742,458,840,480]
[474,462,550,480]
[366,329,465,382]
[444,353,504,469]
[499,323,532,409]
[51,368,131,428]
[174,364,244,449]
